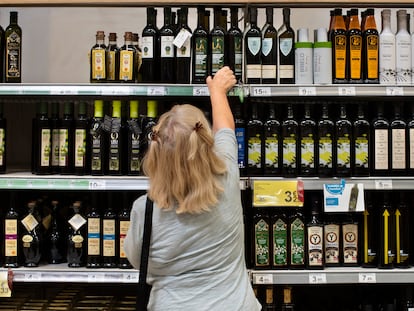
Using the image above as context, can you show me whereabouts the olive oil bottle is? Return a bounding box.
[21,201,42,267]
[4,193,19,268]
[299,104,316,176]
[67,201,86,268]
[335,104,352,177]
[264,104,280,176]
[119,32,137,83]
[362,8,379,83]
[5,11,22,83]
[331,8,347,83]
[106,32,120,82]
[353,103,370,176]
[361,191,378,268]
[281,103,298,177]
[90,30,107,82]
[192,6,209,84]
[306,197,324,269]
[86,193,101,268]
[271,208,288,269]
[253,207,270,269]
[90,100,106,176]
[289,207,305,269]
[318,103,334,177]
[247,103,264,176]
[347,8,363,83]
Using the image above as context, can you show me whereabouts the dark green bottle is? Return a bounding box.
[74,102,89,175]
[192,6,209,84]
[281,103,298,177]
[86,193,101,268]
[59,102,74,175]
[90,100,106,176]
[299,103,317,176]
[5,11,22,83]
[264,103,280,176]
[247,103,263,176]
[103,193,117,268]
[335,103,352,177]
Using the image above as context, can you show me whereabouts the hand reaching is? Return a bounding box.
[206,66,237,95]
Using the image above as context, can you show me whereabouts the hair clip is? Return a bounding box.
[151,130,159,141]
[194,121,203,132]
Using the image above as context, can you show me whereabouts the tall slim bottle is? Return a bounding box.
[335,104,352,177]
[361,191,378,268]
[353,103,370,176]
[378,192,394,268]
[86,193,101,268]
[47,200,65,264]
[175,7,192,84]
[408,104,414,175]
[132,33,142,83]
[396,10,411,85]
[140,100,158,160]
[5,11,21,83]
[233,103,247,176]
[119,193,132,269]
[59,102,74,175]
[331,8,347,83]
[379,9,396,85]
[103,194,117,268]
[4,193,19,268]
[271,208,288,269]
[67,201,86,267]
[306,197,324,269]
[278,8,295,84]
[324,214,340,267]
[119,32,137,83]
[390,103,407,175]
[289,207,305,269]
[264,103,280,176]
[281,103,298,177]
[318,103,334,177]
[342,214,360,266]
[362,8,379,83]
[0,103,6,173]
[90,31,106,82]
[141,7,159,83]
[227,7,243,81]
[210,7,226,76]
[74,102,89,175]
[253,207,270,269]
[50,103,60,174]
[192,6,209,84]
[246,103,263,176]
[394,192,410,268]
[244,7,262,84]
[21,201,42,267]
[34,102,51,175]
[127,100,141,176]
[90,100,106,176]
[160,7,176,83]
[371,103,390,176]
[108,100,124,175]
[347,9,363,83]
[299,103,316,177]
[261,7,278,84]
[106,32,120,83]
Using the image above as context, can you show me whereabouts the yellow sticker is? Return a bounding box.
[0,271,11,297]
[253,180,304,207]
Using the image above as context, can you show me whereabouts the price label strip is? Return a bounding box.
[338,86,356,96]
[254,274,273,285]
[298,87,316,96]
[251,87,272,97]
[358,273,376,283]
[0,271,11,297]
[309,273,327,284]
[253,180,304,207]
[375,180,392,190]
[193,86,209,96]
[386,87,404,96]
[147,86,166,96]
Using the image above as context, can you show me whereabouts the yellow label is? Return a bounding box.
[349,35,362,79]
[21,214,39,232]
[119,220,130,258]
[0,271,11,297]
[92,49,106,79]
[103,219,115,257]
[5,219,17,257]
[253,180,304,207]
[334,35,347,79]
[40,129,51,167]
[74,129,86,167]
[366,34,379,79]
[119,50,134,81]
[87,218,100,256]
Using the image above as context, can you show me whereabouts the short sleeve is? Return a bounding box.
[214,128,237,164]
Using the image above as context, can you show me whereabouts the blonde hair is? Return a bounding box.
[142,104,227,214]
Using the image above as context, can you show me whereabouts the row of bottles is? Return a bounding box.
[235,101,414,177]
[2,191,137,268]
[31,99,158,176]
[250,190,413,270]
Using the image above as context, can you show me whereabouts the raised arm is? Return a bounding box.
[206,66,237,132]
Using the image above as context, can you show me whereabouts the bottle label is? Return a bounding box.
[265,134,279,168]
[119,50,134,81]
[410,128,414,169]
[21,214,39,232]
[334,35,347,79]
[211,35,225,75]
[72,235,84,248]
[307,226,323,266]
[279,65,294,79]
[119,220,130,258]
[337,136,351,168]
[234,37,243,77]
[319,137,333,168]
[194,37,208,76]
[40,129,51,167]
[235,127,246,170]
[58,128,69,167]
[87,218,100,256]
[290,217,305,265]
[91,128,103,171]
[280,38,293,56]
[74,129,86,168]
[273,218,287,266]
[5,219,17,257]
[324,224,340,264]
[51,128,60,167]
[283,136,297,169]
[68,214,86,231]
[161,36,175,58]
[379,35,396,84]
[349,34,362,79]
[107,50,117,80]
[130,133,141,172]
[343,224,358,264]
[6,31,21,78]
[103,219,116,257]
[374,129,389,170]
[22,234,33,248]
[262,65,277,79]
[300,136,315,168]
[392,128,406,169]
[248,37,261,56]
[366,34,379,79]
[262,38,273,57]
[355,136,369,168]
[255,218,270,266]
[91,49,106,80]
[176,36,191,58]
[246,64,262,79]
[142,36,154,59]
[109,130,120,172]
[0,128,5,166]
[248,136,262,169]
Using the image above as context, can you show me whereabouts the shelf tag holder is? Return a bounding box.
[252,180,304,207]
[0,271,11,297]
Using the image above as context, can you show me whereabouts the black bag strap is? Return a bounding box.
[139,197,153,286]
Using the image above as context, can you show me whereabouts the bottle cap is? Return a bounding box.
[397,9,407,17]
[147,100,158,118]
[315,27,328,42]
[381,9,391,17]
[112,100,122,118]
[297,28,309,42]
[129,100,139,118]
[94,100,104,117]
[63,102,74,115]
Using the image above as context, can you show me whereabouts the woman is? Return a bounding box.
[124,66,261,310]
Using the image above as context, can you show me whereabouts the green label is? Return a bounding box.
[255,218,270,266]
[265,135,278,168]
[211,36,225,74]
[290,217,305,265]
[195,37,208,76]
[273,218,287,266]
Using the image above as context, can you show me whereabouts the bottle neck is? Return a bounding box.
[231,8,238,27]
[266,8,273,25]
[96,38,105,45]
[251,105,259,119]
[333,14,346,30]
[164,9,172,27]
[339,106,347,119]
[381,13,392,31]
[322,105,329,119]
[287,105,294,119]
[397,12,408,32]
[147,8,156,26]
[349,14,360,30]
[304,106,311,119]
[250,8,257,27]
[214,8,222,28]
[357,105,365,119]
[268,106,276,119]
[364,14,377,30]
[197,8,205,28]
[283,10,290,27]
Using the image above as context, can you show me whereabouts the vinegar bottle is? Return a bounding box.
[371,103,390,176]
[306,196,324,269]
[362,8,379,83]
[118,193,132,269]
[331,8,347,83]
[90,30,106,82]
[21,201,42,267]
[86,193,101,268]
[347,8,363,83]
[119,32,137,83]
[103,193,117,268]
[47,200,65,264]
[67,201,86,268]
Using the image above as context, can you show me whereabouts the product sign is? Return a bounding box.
[323,180,365,212]
[253,180,304,207]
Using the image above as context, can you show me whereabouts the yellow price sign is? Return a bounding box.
[253,180,304,207]
[0,271,11,297]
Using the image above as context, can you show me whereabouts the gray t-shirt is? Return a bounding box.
[124,128,261,311]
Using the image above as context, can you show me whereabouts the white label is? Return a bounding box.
[375,179,393,190]
[193,86,209,96]
[246,64,262,79]
[280,38,293,56]
[254,274,273,284]
[262,38,273,57]
[68,214,87,231]
[338,87,356,96]
[248,37,261,56]
[299,87,316,96]
[21,214,39,232]
[309,273,327,284]
[379,33,396,85]
[262,65,277,79]
[252,87,271,96]
[374,129,389,170]
[392,128,406,169]
[160,36,175,58]
[279,65,294,79]
[386,87,404,96]
[396,33,411,84]
[147,86,166,96]
[142,37,154,58]
[0,271,11,297]
[358,273,376,283]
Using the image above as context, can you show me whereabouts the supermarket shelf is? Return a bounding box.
[1,264,139,283]
[251,267,414,285]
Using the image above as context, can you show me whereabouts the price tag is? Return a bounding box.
[254,274,273,285]
[358,273,376,283]
[251,87,271,97]
[375,180,393,190]
[0,271,11,297]
[122,273,139,283]
[338,86,356,96]
[147,86,166,96]
[253,180,304,207]
[309,273,327,284]
[24,272,42,282]
[298,87,316,96]
[193,86,209,96]
[50,86,78,95]
[89,180,106,190]
[104,86,132,95]
[173,28,192,48]
[88,274,105,283]
[386,87,404,96]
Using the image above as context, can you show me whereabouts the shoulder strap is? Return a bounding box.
[139,197,153,285]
